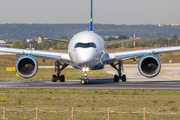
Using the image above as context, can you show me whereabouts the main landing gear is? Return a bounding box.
[52,61,68,82]
[110,61,126,82]
[80,74,90,85]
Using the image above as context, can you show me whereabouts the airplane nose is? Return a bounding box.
[79,51,92,62]
[77,49,94,67]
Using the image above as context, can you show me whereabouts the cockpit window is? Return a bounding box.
[75,42,97,48]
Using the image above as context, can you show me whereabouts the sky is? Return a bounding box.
[0,0,180,25]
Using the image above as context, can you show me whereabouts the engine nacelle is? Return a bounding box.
[138,54,161,78]
[15,55,38,78]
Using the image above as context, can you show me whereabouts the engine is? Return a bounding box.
[15,55,38,78]
[138,54,161,78]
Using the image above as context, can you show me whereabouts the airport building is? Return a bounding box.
[26,39,33,43]
[37,36,43,44]
[158,23,180,27]
[0,40,6,44]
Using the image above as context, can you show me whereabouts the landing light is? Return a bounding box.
[82,67,89,72]
[85,68,89,72]
[82,68,86,72]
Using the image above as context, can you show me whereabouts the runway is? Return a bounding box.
[1,64,180,91]
[1,79,180,90]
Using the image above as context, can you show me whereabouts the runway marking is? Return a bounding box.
[160,72,180,79]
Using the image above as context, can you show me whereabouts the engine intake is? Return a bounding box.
[138,54,161,78]
[15,55,38,78]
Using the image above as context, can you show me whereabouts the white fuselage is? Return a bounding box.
[68,31,105,70]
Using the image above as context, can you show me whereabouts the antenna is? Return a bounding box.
[133,29,135,48]
[90,0,93,31]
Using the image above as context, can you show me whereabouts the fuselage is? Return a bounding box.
[68,31,105,71]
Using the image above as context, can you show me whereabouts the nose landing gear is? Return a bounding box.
[80,73,90,85]
[81,78,90,85]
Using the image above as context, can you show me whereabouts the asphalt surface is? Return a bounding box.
[1,64,180,91]
[0,78,180,90]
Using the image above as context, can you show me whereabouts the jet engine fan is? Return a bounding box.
[15,55,38,78]
[138,54,161,78]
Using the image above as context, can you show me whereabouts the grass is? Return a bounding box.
[0,89,180,120]
[0,98,7,102]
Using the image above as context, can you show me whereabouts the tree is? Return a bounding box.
[11,40,23,48]
[60,37,69,40]
[118,35,128,39]
[23,38,26,43]
[107,37,115,41]
[51,41,58,47]
[4,45,11,48]
[36,44,42,50]
[41,40,52,50]
[170,34,178,46]
[173,34,178,40]
[156,38,167,47]
[6,41,12,44]
[53,37,69,49]
[21,44,27,49]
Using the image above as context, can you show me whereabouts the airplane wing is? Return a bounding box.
[102,46,180,64]
[0,47,71,64]
[104,38,139,44]
[44,38,70,43]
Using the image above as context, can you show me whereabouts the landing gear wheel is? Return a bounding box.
[81,79,86,85]
[52,75,57,82]
[60,75,65,82]
[114,75,119,82]
[86,79,90,84]
[121,75,126,82]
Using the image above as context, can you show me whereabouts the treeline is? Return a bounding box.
[106,34,179,49]
[11,37,69,50]
[1,24,180,41]
[9,35,179,50]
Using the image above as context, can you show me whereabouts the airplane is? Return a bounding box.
[1,0,180,85]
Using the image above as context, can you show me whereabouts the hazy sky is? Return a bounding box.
[0,0,179,25]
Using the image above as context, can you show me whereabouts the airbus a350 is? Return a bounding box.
[1,0,180,85]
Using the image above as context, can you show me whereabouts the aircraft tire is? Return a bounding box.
[122,75,126,82]
[52,75,57,82]
[60,75,65,82]
[81,79,86,85]
[114,75,119,82]
[86,79,90,84]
